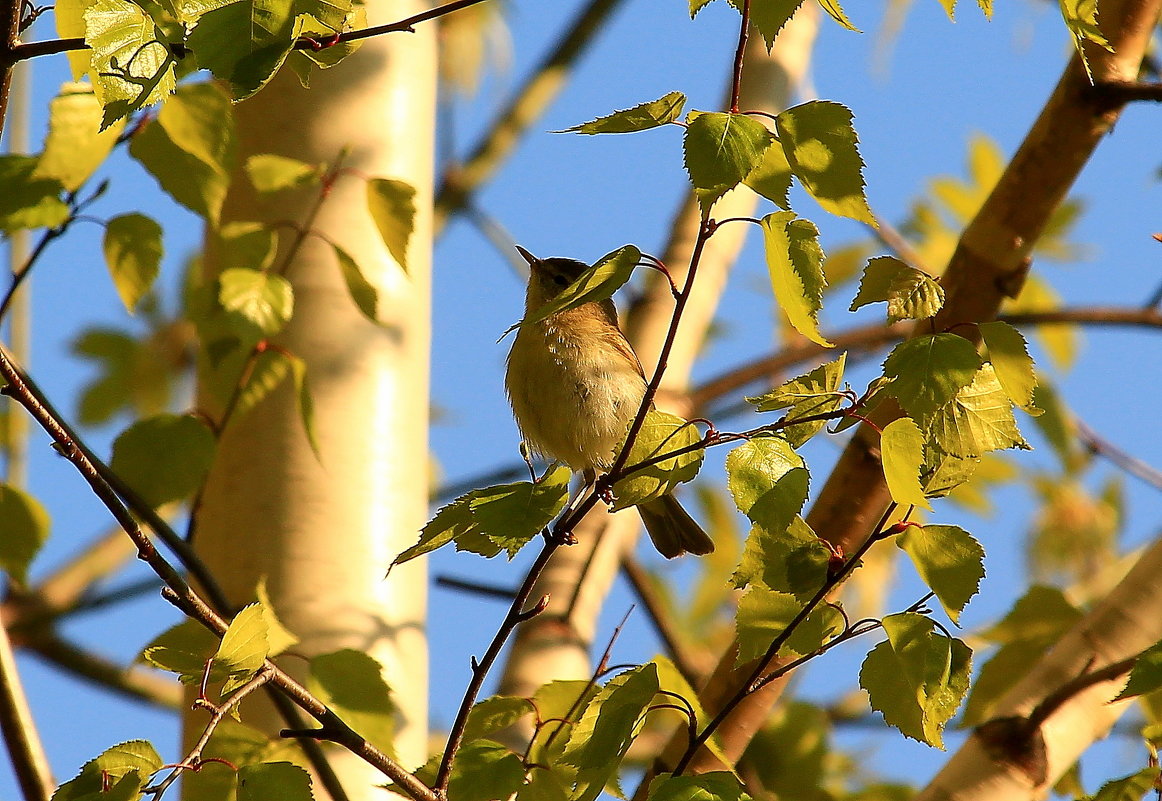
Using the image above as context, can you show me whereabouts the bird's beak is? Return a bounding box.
[515,245,538,267]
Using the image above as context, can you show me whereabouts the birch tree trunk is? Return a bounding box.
[189,3,436,794]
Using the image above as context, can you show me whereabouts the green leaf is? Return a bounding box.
[52,740,163,800]
[468,465,572,557]
[744,354,846,447]
[612,409,704,510]
[83,0,176,128]
[128,82,234,223]
[520,245,641,328]
[741,0,806,49]
[817,0,861,30]
[1059,0,1112,80]
[646,772,751,801]
[733,516,831,599]
[218,221,279,274]
[528,679,601,766]
[1115,639,1162,701]
[139,619,219,683]
[35,82,123,191]
[560,91,686,134]
[285,352,319,457]
[254,577,298,656]
[446,740,526,801]
[219,268,295,339]
[0,155,68,231]
[1085,768,1160,801]
[881,417,931,511]
[760,211,832,347]
[462,696,535,744]
[332,243,380,322]
[309,649,394,753]
[367,178,416,272]
[896,524,984,624]
[0,484,50,584]
[882,333,982,424]
[393,496,477,567]
[54,0,92,79]
[776,100,872,224]
[859,613,971,747]
[743,135,793,209]
[736,587,843,664]
[850,256,944,323]
[216,603,270,694]
[926,364,1031,457]
[563,664,660,801]
[725,434,808,534]
[237,762,313,801]
[684,111,774,212]
[103,213,163,313]
[978,321,1038,413]
[110,414,216,508]
[186,1,292,99]
[246,154,320,192]
[231,349,292,425]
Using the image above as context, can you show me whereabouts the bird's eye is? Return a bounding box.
[552,274,570,287]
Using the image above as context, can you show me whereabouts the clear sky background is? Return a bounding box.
[4,0,1162,797]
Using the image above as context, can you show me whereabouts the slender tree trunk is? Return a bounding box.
[190,4,435,795]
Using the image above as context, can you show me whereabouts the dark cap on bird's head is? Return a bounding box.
[515,245,590,294]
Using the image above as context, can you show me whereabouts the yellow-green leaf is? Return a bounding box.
[35,83,123,191]
[684,111,774,213]
[560,91,686,134]
[0,484,49,584]
[776,100,872,224]
[882,333,982,424]
[881,417,932,511]
[110,414,216,508]
[103,213,163,313]
[520,246,640,328]
[216,603,270,694]
[367,177,416,273]
[332,243,380,323]
[979,321,1038,413]
[245,154,320,193]
[760,211,832,347]
[612,410,704,509]
[926,364,1031,457]
[896,524,984,623]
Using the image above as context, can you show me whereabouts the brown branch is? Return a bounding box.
[1074,418,1162,491]
[7,0,496,62]
[1091,79,1162,103]
[0,619,53,801]
[0,343,436,801]
[0,0,21,146]
[433,0,629,231]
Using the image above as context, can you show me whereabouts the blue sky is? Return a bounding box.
[4,0,1162,796]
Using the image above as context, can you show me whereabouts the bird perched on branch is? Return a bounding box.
[505,245,713,559]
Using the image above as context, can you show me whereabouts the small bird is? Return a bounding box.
[505,246,714,558]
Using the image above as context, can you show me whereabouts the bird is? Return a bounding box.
[504,245,714,558]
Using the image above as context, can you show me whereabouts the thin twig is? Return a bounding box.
[143,666,275,798]
[434,540,557,794]
[1074,418,1162,491]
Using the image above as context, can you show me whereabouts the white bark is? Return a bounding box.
[190,4,435,793]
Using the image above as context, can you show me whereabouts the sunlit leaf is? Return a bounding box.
[859,613,971,747]
[979,321,1038,413]
[104,213,163,313]
[882,333,982,424]
[776,100,872,224]
[725,434,808,534]
[521,246,641,328]
[52,740,163,800]
[684,111,774,213]
[84,0,177,128]
[309,649,395,753]
[367,177,416,272]
[850,256,944,323]
[462,696,535,744]
[237,762,313,801]
[1114,639,1162,701]
[110,414,216,508]
[129,82,234,223]
[0,155,68,231]
[734,516,830,599]
[468,464,571,557]
[139,618,219,683]
[881,417,931,511]
[0,484,50,584]
[332,242,380,322]
[246,154,320,192]
[560,91,686,134]
[216,603,271,694]
[817,0,860,31]
[926,364,1031,457]
[35,83,123,190]
[646,772,751,801]
[896,524,984,623]
[612,410,704,509]
[736,586,843,664]
[218,268,294,339]
[745,354,846,447]
[743,136,793,209]
[760,211,831,347]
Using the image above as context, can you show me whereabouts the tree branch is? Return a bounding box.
[0,343,436,801]
[0,618,53,801]
[433,0,628,231]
